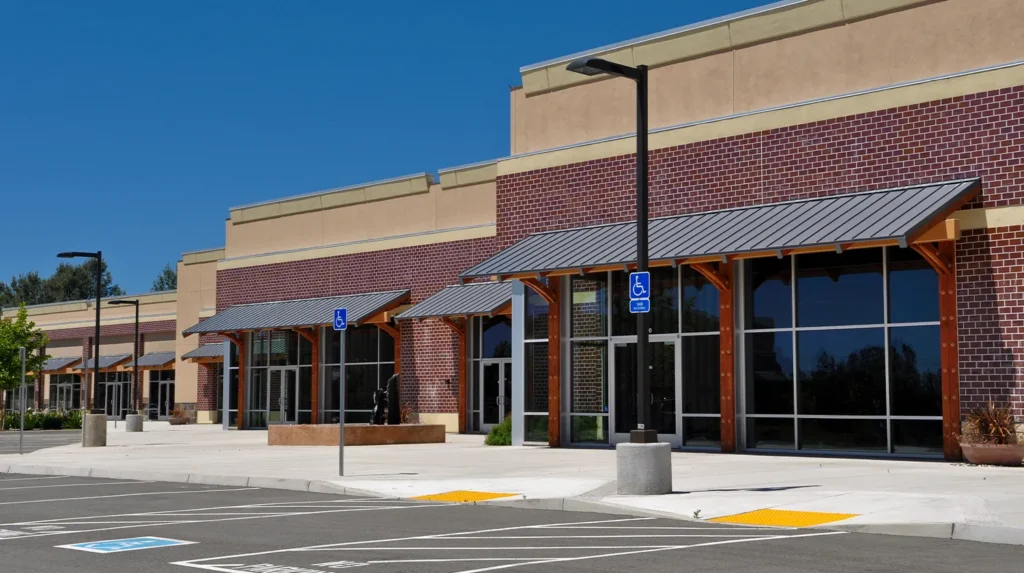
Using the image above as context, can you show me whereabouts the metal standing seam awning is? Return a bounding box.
[129,352,176,370]
[74,354,133,372]
[182,344,225,363]
[397,282,513,321]
[181,290,410,336]
[41,356,82,373]
[459,179,979,281]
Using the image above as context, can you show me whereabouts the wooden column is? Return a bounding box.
[295,328,319,425]
[441,318,468,434]
[938,242,961,461]
[223,332,245,430]
[692,262,735,453]
[523,277,561,448]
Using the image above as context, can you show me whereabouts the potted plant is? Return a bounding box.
[960,399,1024,466]
[168,406,189,426]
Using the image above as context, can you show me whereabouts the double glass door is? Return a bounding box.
[156,382,174,419]
[480,360,512,432]
[103,382,130,420]
[268,367,298,424]
[612,339,680,446]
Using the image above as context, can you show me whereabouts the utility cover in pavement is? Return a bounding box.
[58,536,196,554]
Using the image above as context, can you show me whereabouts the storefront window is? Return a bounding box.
[48,373,81,411]
[681,267,719,333]
[571,274,607,338]
[320,325,396,424]
[796,250,883,327]
[570,340,608,444]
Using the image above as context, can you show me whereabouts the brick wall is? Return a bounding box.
[196,333,223,412]
[498,85,1024,418]
[46,320,177,342]
[216,236,496,414]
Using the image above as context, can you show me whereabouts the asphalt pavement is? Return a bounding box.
[0,473,1020,573]
[0,429,81,454]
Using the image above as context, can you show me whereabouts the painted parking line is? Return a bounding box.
[0,486,258,506]
[171,516,847,573]
[59,536,196,554]
[0,480,154,491]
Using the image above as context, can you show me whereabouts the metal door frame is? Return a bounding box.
[157,381,175,419]
[609,335,681,447]
[479,358,512,432]
[268,366,299,425]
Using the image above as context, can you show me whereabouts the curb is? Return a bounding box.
[4,464,1021,546]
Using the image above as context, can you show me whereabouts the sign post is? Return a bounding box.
[19,347,25,456]
[333,308,347,476]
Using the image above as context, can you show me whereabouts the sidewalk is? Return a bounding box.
[2,423,1022,545]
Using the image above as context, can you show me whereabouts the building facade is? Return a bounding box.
[6,0,1024,461]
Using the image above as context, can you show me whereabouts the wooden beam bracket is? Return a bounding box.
[440,317,466,337]
[376,322,399,340]
[522,278,557,305]
[690,262,730,292]
[912,243,953,275]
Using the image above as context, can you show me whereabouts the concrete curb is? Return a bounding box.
[4,464,1021,546]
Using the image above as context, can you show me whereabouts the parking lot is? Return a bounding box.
[0,429,81,455]
[0,473,1020,573]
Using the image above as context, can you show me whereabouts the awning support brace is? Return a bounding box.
[690,263,730,292]
[912,243,953,276]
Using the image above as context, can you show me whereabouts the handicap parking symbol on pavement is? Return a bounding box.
[58,536,196,554]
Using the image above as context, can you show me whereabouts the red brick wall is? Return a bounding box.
[47,320,177,342]
[196,333,223,412]
[497,85,1024,418]
[216,236,496,413]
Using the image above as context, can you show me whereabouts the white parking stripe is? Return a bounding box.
[0,487,257,506]
[0,480,153,491]
[0,476,70,483]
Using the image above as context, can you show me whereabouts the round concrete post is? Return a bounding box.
[125,414,144,433]
[616,442,672,495]
[83,414,107,447]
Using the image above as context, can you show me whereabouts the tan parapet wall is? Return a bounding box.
[512,0,1024,154]
[4,292,178,331]
[176,248,222,409]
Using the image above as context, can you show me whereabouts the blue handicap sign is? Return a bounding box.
[333,308,348,331]
[629,272,650,300]
[59,536,195,554]
[629,299,651,313]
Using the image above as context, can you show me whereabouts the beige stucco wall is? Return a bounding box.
[98,334,135,356]
[223,181,496,263]
[10,293,178,332]
[511,0,1024,154]
[144,331,176,354]
[45,338,82,359]
[175,248,222,410]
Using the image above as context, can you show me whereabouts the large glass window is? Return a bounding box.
[571,274,607,338]
[48,373,81,411]
[320,325,396,424]
[523,283,550,443]
[570,340,608,444]
[741,247,942,456]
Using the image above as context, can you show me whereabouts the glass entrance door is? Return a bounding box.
[612,339,679,446]
[268,367,297,424]
[480,360,512,432]
[157,382,174,418]
[103,382,130,420]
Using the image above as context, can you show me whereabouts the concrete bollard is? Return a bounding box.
[616,442,672,495]
[83,414,108,447]
[125,414,144,433]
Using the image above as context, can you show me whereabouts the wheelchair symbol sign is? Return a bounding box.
[629,271,650,313]
[333,308,347,331]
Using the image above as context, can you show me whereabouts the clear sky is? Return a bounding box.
[0,0,769,294]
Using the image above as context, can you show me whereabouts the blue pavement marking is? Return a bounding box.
[58,536,195,554]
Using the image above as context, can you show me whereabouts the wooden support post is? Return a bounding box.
[938,241,962,461]
[441,318,467,434]
[544,277,561,448]
[718,263,736,453]
[223,332,245,431]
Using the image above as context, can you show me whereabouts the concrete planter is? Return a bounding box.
[268,424,446,446]
[125,414,143,433]
[961,443,1024,466]
[168,418,188,426]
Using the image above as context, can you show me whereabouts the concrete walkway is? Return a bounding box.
[1,423,1022,545]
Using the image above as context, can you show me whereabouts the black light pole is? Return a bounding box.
[109,300,139,416]
[567,57,657,444]
[57,251,102,415]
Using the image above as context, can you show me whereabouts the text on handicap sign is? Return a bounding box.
[629,271,650,313]
[58,536,196,554]
[333,308,347,331]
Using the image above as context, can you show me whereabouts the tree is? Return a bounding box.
[0,305,49,430]
[0,272,46,307]
[0,259,124,308]
[151,264,177,292]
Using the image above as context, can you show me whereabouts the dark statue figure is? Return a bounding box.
[370,374,401,425]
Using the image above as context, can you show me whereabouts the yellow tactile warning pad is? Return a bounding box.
[411,490,519,503]
[709,508,858,528]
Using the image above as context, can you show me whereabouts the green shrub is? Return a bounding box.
[42,410,64,430]
[0,409,82,431]
[485,415,512,446]
[61,410,83,430]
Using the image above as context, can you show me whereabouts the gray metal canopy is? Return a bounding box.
[460,179,979,279]
[76,354,133,370]
[397,282,513,320]
[131,352,176,368]
[41,356,82,372]
[182,344,224,360]
[182,290,409,335]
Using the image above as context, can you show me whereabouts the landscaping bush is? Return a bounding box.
[0,409,82,431]
[61,410,82,430]
[484,415,512,446]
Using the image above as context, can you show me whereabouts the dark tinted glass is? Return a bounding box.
[682,335,720,414]
[683,417,720,448]
[571,274,607,338]
[889,326,941,416]
[612,267,677,335]
[524,286,549,340]
[525,415,548,443]
[228,369,239,410]
[268,331,296,366]
[745,332,794,414]
[298,367,312,410]
[298,335,312,365]
[379,328,396,363]
[892,420,943,455]
[570,415,608,444]
[524,342,548,413]
[482,316,511,358]
[745,258,792,329]
[799,418,887,452]
[681,267,719,332]
[798,329,885,415]
[250,332,268,367]
[345,364,377,410]
[324,329,341,364]
[323,365,341,411]
[796,250,883,327]
[746,418,795,449]
[888,247,939,323]
[346,326,378,364]
[379,362,395,389]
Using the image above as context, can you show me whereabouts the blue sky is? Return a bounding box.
[0,0,768,294]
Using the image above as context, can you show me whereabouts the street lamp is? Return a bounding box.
[567,57,656,444]
[109,299,139,418]
[57,251,102,415]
